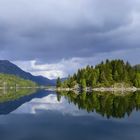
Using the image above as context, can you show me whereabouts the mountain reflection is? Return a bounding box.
[0,89,53,115]
[56,91,140,119]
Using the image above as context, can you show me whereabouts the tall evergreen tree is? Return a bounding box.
[56,77,62,88]
[80,79,86,90]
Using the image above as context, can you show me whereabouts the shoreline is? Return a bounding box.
[55,87,140,92]
[0,86,140,93]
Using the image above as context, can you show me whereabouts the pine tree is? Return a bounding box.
[80,79,86,90]
[134,73,140,87]
[56,77,62,88]
[114,70,119,81]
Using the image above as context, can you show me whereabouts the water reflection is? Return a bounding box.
[0,89,140,119]
[0,90,140,140]
[56,91,140,118]
[0,88,37,103]
[12,94,92,117]
[0,89,53,115]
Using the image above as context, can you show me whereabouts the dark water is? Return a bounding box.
[0,90,140,140]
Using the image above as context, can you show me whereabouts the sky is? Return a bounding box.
[0,0,140,79]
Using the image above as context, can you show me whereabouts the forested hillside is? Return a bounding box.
[57,60,140,88]
[0,73,37,88]
[0,60,55,86]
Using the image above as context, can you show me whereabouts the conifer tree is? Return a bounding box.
[56,77,62,88]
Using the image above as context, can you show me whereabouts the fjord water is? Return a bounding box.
[0,90,140,140]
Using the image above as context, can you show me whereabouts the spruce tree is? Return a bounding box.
[56,77,62,88]
[80,79,86,90]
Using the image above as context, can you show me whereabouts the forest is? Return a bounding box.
[56,59,140,89]
[0,73,37,88]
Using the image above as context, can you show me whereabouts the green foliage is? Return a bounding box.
[134,73,140,87]
[57,91,140,118]
[61,59,140,88]
[80,79,86,90]
[0,88,37,103]
[0,73,37,88]
[56,77,62,88]
[67,78,77,88]
[134,64,140,72]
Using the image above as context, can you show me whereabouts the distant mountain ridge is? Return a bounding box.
[0,60,55,86]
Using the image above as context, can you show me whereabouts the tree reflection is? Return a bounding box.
[56,91,140,118]
[0,88,37,103]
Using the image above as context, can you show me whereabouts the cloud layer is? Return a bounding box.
[0,0,140,78]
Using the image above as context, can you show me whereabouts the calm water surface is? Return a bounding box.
[0,90,140,140]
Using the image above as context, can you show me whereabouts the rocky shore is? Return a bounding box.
[55,87,140,93]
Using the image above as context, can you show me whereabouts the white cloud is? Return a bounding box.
[13,58,83,79]
[13,47,140,79]
[0,0,138,78]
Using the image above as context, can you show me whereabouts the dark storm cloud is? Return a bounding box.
[0,0,140,63]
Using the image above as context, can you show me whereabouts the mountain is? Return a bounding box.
[0,73,37,87]
[0,60,55,86]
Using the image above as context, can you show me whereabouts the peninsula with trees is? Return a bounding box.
[56,59,140,92]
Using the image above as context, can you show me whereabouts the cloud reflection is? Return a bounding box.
[11,94,90,116]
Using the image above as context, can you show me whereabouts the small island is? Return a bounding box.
[56,59,140,92]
